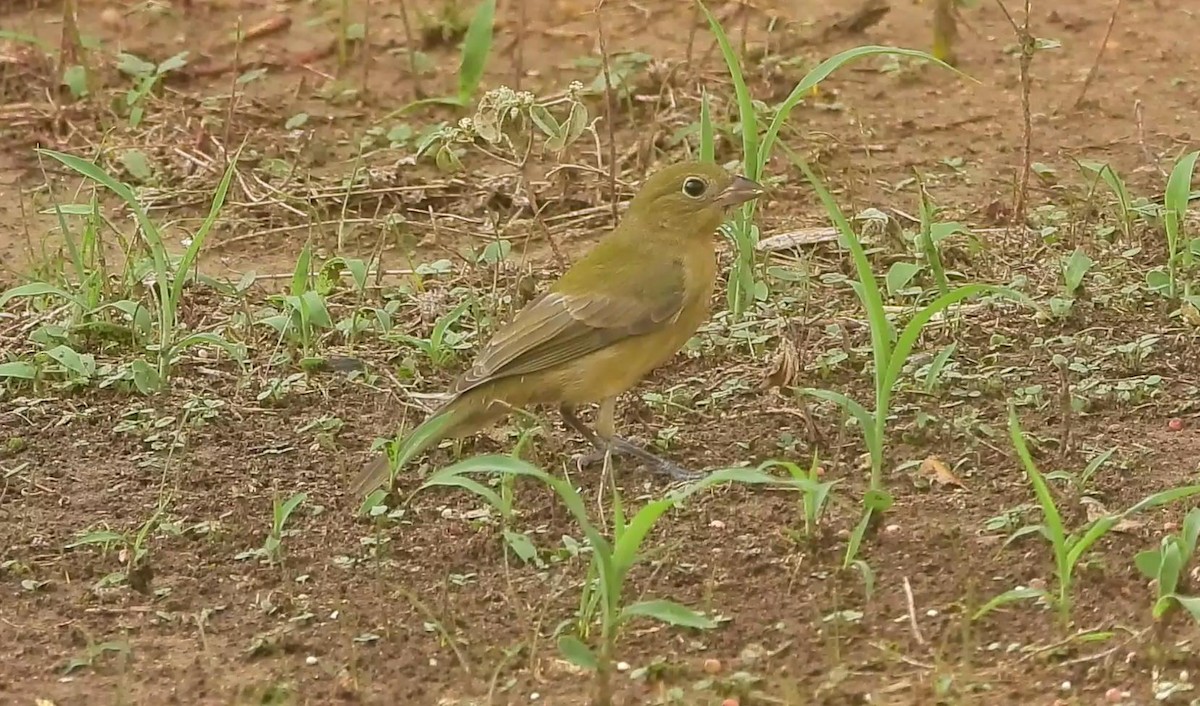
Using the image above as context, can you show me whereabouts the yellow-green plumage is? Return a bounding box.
[352,161,763,496]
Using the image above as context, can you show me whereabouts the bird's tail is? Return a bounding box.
[350,402,468,498]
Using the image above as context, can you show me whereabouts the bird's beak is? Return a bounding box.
[713,175,766,209]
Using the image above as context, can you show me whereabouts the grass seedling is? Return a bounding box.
[976,405,1200,627]
[916,176,953,298]
[1044,446,1115,495]
[1135,508,1200,624]
[383,0,494,117]
[387,299,473,368]
[116,51,189,128]
[415,454,796,705]
[264,492,307,565]
[237,492,308,565]
[762,452,838,544]
[787,148,1016,568]
[1076,159,1134,240]
[1048,246,1094,318]
[260,243,334,365]
[2,148,246,392]
[1146,150,1199,299]
[698,0,958,318]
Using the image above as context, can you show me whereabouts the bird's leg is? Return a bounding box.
[558,401,700,481]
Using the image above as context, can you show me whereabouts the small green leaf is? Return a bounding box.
[621,599,716,629]
[1062,247,1093,294]
[43,345,93,378]
[1174,595,1200,624]
[1146,268,1171,294]
[62,64,88,98]
[885,261,921,296]
[0,361,37,379]
[116,52,156,77]
[156,51,189,74]
[973,586,1047,621]
[129,358,161,394]
[503,530,539,565]
[456,0,495,103]
[119,149,154,183]
[285,112,309,130]
[557,635,597,671]
[237,67,268,84]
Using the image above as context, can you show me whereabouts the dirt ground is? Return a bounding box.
[3,0,1200,704]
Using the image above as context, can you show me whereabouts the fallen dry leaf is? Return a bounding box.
[920,456,966,489]
[1081,497,1144,533]
[761,336,799,389]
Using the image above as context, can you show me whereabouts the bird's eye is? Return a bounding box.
[682,176,708,198]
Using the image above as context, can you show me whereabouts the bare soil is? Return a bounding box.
[3,0,1200,705]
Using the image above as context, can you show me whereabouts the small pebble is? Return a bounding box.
[721,699,739,706]
[1168,418,1184,431]
[703,658,722,674]
[529,693,540,702]
[616,661,630,672]
[99,7,123,28]
[885,523,901,533]
[709,519,726,530]
[1105,687,1127,703]
[305,655,318,666]
[1061,680,1072,691]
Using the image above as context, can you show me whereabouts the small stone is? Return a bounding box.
[703,658,722,674]
[1060,680,1071,691]
[306,655,318,665]
[99,7,123,28]
[1168,418,1184,431]
[1104,687,1126,703]
[721,699,739,706]
[709,519,726,530]
[529,693,540,702]
[885,524,901,533]
[615,661,630,672]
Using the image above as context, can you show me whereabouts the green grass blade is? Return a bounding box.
[0,282,88,310]
[457,0,496,103]
[796,387,877,455]
[699,90,715,163]
[883,284,1021,397]
[415,454,618,593]
[620,599,717,629]
[787,148,892,392]
[760,47,961,170]
[696,0,758,177]
[1008,405,1066,550]
[611,498,675,581]
[291,243,312,297]
[1165,150,1198,268]
[171,154,239,307]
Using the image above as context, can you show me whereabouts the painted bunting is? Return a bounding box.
[351,161,764,496]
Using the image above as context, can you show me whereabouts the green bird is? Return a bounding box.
[352,161,764,496]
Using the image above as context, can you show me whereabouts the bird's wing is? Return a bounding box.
[452,260,685,394]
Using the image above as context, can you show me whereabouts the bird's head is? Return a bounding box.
[626,161,765,236]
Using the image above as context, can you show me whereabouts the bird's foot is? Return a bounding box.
[573,437,702,482]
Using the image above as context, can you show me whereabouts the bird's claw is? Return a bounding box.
[573,439,702,482]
